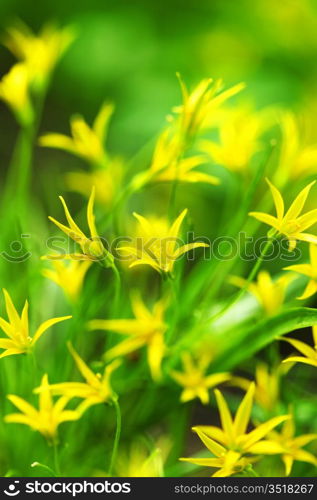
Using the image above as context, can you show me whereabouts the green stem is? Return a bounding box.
[112,264,121,315]
[108,398,122,476]
[53,442,61,477]
[205,237,274,324]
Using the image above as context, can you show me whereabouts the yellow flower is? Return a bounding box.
[180,383,289,477]
[280,327,317,368]
[64,157,123,206]
[42,260,92,302]
[284,243,317,299]
[117,209,208,274]
[88,292,168,381]
[200,105,265,173]
[4,21,74,88]
[249,179,317,251]
[0,289,71,359]
[115,440,166,477]
[39,103,114,166]
[170,352,231,404]
[229,270,292,315]
[173,74,245,142]
[5,374,81,443]
[230,363,281,414]
[0,63,33,125]
[47,187,113,265]
[36,343,119,414]
[251,415,317,476]
[275,111,317,185]
[130,76,244,191]
[145,128,220,186]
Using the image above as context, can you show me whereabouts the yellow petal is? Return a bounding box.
[7,394,38,418]
[39,133,77,155]
[247,440,285,454]
[192,426,226,457]
[32,315,71,344]
[147,333,165,381]
[297,280,317,300]
[281,337,317,360]
[266,179,284,220]
[173,242,209,259]
[214,389,235,443]
[248,212,280,230]
[87,186,98,239]
[67,342,98,387]
[233,382,255,437]
[179,457,223,467]
[243,415,289,449]
[105,336,146,359]
[2,289,21,329]
[93,102,114,142]
[285,181,316,221]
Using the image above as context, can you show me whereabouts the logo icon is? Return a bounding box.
[4,481,20,496]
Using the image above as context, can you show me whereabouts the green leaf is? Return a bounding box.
[212,307,317,372]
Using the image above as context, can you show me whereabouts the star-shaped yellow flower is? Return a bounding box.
[180,383,289,477]
[284,243,317,299]
[5,374,81,443]
[249,179,317,250]
[39,103,114,166]
[230,362,281,413]
[47,187,113,265]
[200,105,266,173]
[36,343,119,414]
[170,352,231,404]
[117,209,208,275]
[42,260,92,302]
[88,293,168,381]
[174,75,245,141]
[4,21,74,88]
[0,289,71,359]
[251,414,317,476]
[229,270,292,315]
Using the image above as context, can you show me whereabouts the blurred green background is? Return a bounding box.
[1,0,317,161]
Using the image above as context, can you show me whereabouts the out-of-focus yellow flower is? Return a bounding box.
[88,292,168,381]
[42,260,92,302]
[274,111,317,185]
[249,179,317,251]
[39,103,114,166]
[280,327,317,368]
[284,243,317,300]
[140,129,220,186]
[47,187,113,265]
[5,374,81,443]
[117,209,208,275]
[200,106,266,173]
[229,270,292,315]
[0,289,71,359]
[251,414,317,476]
[0,63,33,125]
[115,441,166,477]
[180,383,289,477]
[64,157,123,206]
[170,352,230,404]
[4,21,74,88]
[36,343,119,414]
[131,76,244,191]
[173,74,245,142]
[231,363,281,413]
